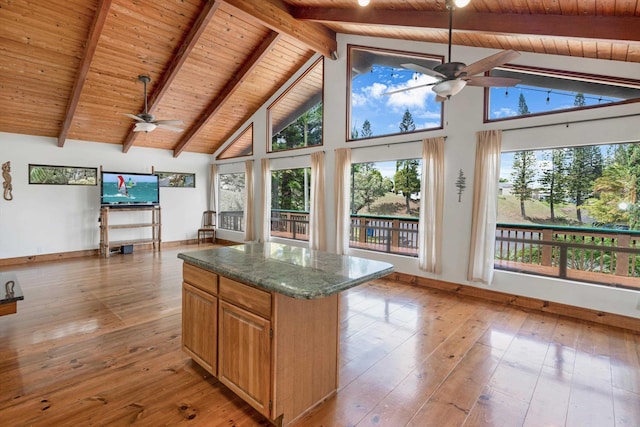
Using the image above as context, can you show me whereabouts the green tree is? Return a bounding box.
[272,103,322,150]
[271,168,309,211]
[574,92,586,107]
[585,162,635,226]
[567,145,602,222]
[510,150,537,218]
[539,149,568,221]
[351,163,387,213]
[361,120,373,138]
[399,109,416,133]
[394,159,420,214]
[518,93,530,115]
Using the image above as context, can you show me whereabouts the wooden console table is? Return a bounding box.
[1,272,24,316]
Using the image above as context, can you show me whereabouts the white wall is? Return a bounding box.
[214,34,640,319]
[0,133,211,258]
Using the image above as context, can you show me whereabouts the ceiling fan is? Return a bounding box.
[386,0,521,102]
[122,75,184,133]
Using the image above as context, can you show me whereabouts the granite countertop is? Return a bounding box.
[178,242,394,299]
[1,272,24,304]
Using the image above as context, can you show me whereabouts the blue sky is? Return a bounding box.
[350,63,622,182]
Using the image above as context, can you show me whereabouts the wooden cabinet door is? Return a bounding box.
[182,282,217,375]
[218,300,271,417]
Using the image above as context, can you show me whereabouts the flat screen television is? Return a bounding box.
[100,171,160,207]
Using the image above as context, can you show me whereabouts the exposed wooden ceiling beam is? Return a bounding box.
[173,31,282,157]
[291,7,640,44]
[222,0,337,58]
[122,0,222,153]
[57,0,112,148]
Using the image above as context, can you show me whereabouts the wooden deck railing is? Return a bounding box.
[496,223,640,290]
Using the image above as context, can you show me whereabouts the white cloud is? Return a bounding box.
[492,107,517,118]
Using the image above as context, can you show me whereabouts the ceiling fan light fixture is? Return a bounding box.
[453,0,471,8]
[358,0,370,6]
[134,122,157,133]
[432,79,467,98]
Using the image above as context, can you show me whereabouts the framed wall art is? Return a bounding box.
[29,164,97,185]
[155,171,195,188]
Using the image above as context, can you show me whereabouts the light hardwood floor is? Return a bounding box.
[1,245,638,426]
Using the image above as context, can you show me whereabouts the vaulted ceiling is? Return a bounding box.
[1,0,638,157]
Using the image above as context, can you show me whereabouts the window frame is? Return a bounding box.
[267,57,324,154]
[346,44,444,143]
[484,64,640,123]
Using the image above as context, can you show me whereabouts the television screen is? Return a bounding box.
[101,172,160,206]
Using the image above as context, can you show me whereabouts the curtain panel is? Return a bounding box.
[244,160,255,241]
[467,130,502,284]
[418,137,445,273]
[334,148,351,255]
[260,158,271,243]
[309,151,326,251]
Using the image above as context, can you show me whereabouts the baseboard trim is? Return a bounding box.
[389,272,640,333]
[0,239,236,267]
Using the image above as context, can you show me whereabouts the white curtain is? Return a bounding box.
[209,163,218,212]
[468,130,502,284]
[309,151,326,251]
[244,160,255,241]
[260,158,271,243]
[418,137,445,273]
[334,148,351,255]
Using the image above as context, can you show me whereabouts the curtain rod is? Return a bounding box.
[501,112,640,133]
[266,149,325,161]
[346,136,448,151]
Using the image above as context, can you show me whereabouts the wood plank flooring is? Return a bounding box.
[1,245,638,426]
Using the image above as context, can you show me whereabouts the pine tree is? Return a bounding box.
[394,159,420,214]
[539,149,568,221]
[567,145,602,222]
[574,92,586,107]
[361,120,373,138]
[399,109,416,133]
[518,93,530,115]
[510,150,537,218]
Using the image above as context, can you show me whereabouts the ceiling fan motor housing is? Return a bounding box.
[434,62,467,79]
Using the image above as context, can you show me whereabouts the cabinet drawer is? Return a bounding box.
[219,276,271,319]
[183,263,218,295]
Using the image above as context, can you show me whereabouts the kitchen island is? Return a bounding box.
[178,243,394,426]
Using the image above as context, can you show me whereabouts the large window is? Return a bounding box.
[349,159,421,257]
[219,173,245,232]
[270,168,311,241]
[268,58,323,153]
[496,142,640,291]
[348,45,443,141]
[486,65,640,121]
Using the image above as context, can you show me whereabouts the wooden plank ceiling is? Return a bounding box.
[0,0,638,157]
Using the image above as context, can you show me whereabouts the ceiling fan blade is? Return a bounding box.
[456,50,520,77]
[383,81,439,96]
[156,123,184,132]
[466,76,521,87]
[401,63,446,79]
[154,120,184,126]
[122,113,145,122]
